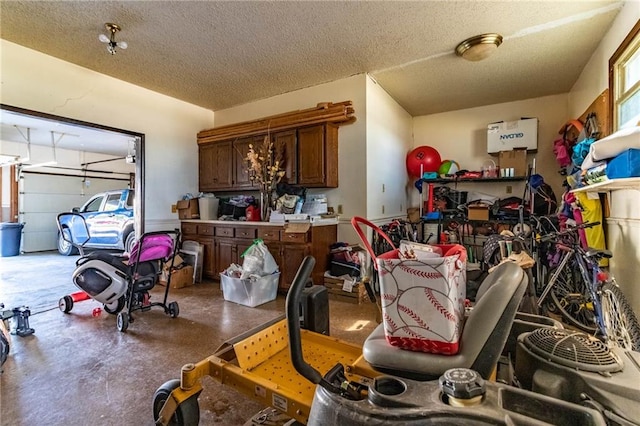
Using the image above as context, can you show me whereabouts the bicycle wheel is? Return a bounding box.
[548,264,597,333]
[600,281,640,351]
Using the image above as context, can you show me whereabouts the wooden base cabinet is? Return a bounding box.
[181,221,336,293]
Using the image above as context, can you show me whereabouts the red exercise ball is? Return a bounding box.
[406,146,442,177]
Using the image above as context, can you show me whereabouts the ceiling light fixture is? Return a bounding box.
[455,33,503,62]
[99,23,128,55]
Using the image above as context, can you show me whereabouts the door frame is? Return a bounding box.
[0,103,146,237]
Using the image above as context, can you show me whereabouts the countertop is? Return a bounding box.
[180,218,338,227]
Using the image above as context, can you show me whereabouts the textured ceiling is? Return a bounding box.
[1,0,624,119]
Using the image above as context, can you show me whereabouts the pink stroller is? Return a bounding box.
[57,213,182,332]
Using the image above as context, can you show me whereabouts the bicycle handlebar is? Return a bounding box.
[538,221,600,242]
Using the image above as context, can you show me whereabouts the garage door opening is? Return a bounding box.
[1,104,145,254]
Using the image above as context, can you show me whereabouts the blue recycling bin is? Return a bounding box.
[0,222,24,257]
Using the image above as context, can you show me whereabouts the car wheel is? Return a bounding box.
[57,229,78,256]
[124,231,137,254]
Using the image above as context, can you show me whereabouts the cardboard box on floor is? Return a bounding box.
[499,149,528,177]
[159,265,194,289]
[177,199,199,220]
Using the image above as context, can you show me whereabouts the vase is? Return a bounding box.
[260,191,272,222]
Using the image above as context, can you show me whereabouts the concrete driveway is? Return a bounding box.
[0,251,78,314]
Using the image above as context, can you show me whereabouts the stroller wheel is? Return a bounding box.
[153,379,200,426]
[117,312,129,332]
[58,296,74,314]
[104,297,125,315]
[168,302,180,319]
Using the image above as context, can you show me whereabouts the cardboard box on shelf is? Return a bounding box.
[158,265,194,289]
[467,205,490,221]
[499,149,528,177]
[487,118,538,153]
[177,199,199,220]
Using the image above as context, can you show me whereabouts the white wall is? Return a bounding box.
[412,93,569,208]
[0,40,214,231]
[568,3,640,314]
[365,75,413,222]
[214,74,368,242]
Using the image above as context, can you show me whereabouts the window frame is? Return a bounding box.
[609,20,640,132]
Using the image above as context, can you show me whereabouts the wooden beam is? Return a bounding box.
[197,101,356,144]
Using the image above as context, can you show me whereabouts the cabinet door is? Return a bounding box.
[199,237,215,277]
[297,125,338,187]
[215,239,235,275]
[233,138,257,189]
[280,244,310,292]
[198,144,217,192]
[199,141,234,191]
[273,130,297,184]
[213,141,234,190]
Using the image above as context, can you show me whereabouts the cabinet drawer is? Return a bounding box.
[236,227,257,239]
[257,227,281,241]
[215,227,234,237]
[181,223,198,236]
[280,231,308,243]
[197,224,215,236]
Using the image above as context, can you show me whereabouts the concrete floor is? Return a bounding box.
[0,252,379,425]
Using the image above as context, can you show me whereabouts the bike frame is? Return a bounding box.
[536,240,606,337]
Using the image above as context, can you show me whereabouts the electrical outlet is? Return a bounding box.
[171,204,177,213]
[506,185,513,194]
[382,205,385,214]
[337,204,343,214]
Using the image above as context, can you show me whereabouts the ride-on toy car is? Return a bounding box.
[57,189,135,255]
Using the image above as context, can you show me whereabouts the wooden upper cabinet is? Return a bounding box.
[272,130,297,184]
[199,141,233,192]
[297,124,338,188]
[233,137,257,189]
[199,123,339,191]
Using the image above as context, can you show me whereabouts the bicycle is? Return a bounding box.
[535,222,640,351]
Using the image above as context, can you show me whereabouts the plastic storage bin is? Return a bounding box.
[198,197,219,220]
[0,222,24,257]
[220,272,280,307]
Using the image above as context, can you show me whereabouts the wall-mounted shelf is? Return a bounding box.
[420,176,527,184]
[570,177,640,193]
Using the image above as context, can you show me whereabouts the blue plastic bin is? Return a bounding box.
[0,222,24,257]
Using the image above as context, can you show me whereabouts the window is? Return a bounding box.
[104,193,122,212]
[126,190,135,208]
[83,196,104,213]
[610,21,640,131]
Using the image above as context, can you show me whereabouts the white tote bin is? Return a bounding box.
[220,272,280,307]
